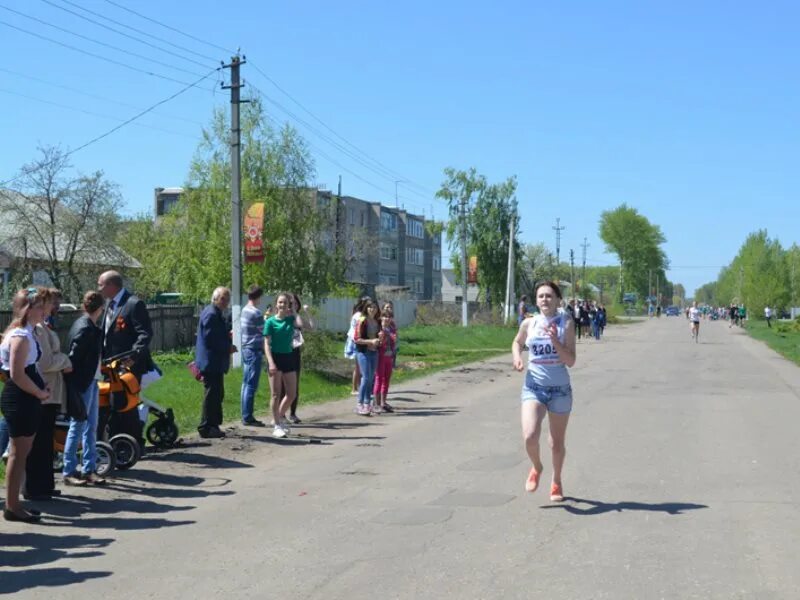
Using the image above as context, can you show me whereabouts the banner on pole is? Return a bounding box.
[243,202,265,263]
[467,255,478,284]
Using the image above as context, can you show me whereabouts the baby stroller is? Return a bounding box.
[52,416,116,477]
[99,351,179,470]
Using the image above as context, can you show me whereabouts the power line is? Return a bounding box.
[0,66,207,127]
[102,0,235,56]
[251,81,443,208]
[0,87,202,140]
[248,59,438,199]
[0,67,219,188]
[0,3,208,78]
[0,19,207,87]
[39,0,219,69]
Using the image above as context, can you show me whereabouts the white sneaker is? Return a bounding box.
[272,425,287,439]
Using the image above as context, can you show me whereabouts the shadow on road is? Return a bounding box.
[0,567,112,594]
[0,533,113,593]
[146,450,254,470]
[396,406,459,418]
[541,497,709,515]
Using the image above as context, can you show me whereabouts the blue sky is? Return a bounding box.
[1,0,798,295]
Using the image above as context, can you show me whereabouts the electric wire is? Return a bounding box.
[0,67,220,188]
[1,3,208,78]
[0,19,206,87]
[102,0,236,56]
[39,0,219,69]
[248,59,439,200]
[0,66,207,127]
[251,81,438,209]
[250,59,436,197]
[0,87,203,140]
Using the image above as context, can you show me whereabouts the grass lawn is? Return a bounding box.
[144,324,516,437]
[744,319,800,366]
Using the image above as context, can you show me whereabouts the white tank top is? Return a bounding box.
[526,312,570,386]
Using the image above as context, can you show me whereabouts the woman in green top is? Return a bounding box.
[263,293,306,438]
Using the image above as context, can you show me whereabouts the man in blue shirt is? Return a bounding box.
[240,285,266,426]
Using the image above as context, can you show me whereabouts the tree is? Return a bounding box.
[598,204,668,302]
[1,146,125,299]
[119,96,346,302]
[519,243,553,297]
[436,166,486,286]
[436,167,520,306]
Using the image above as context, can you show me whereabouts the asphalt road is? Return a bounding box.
[2,317,799,599]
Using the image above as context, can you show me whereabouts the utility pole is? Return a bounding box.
[570,249,576,303]
[656,274,660,308]
[394,180,404,209]
[580,237,589,290]
[504,215,516,323]
[223,54,245,368]
[460,196,469,327]
[552,218,565,274]
[334,174,342,252]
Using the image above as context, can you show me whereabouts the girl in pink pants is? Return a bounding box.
[372,314,397,414]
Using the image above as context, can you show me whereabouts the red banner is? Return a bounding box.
[243,202,265,263]
[467,255,478,284]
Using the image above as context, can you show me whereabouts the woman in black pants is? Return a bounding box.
[26,288,72,500]
[1,288,50,523]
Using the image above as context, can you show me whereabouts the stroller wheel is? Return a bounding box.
[95,441,117,477]
[53,451,64,473]
[146,418,179,448]
[110,433,141,470]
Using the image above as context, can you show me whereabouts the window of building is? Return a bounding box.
[455,295,463,303]
[380,244,398,261]
[406,247,424,266]
[360,211,366,227]
[433,256,441,271]
[407,219,424,239]
[379,272,398,285]
[381,211,397,231]
[348,208,355,225]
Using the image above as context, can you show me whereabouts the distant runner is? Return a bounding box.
[689,301,701,342]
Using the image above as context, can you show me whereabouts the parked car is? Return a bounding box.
[665,306,680,317]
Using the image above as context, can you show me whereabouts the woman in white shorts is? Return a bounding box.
[512,281,576,502]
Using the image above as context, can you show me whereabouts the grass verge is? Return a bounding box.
[144,324,516,437]
[744,319,800,366]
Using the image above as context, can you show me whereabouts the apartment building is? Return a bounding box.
[336,194,441,300]
[154,187,184,217]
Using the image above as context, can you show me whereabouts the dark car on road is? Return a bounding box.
[665,306,681,316]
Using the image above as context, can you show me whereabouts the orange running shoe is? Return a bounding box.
[550,483,564,502]
[525,467,541,493]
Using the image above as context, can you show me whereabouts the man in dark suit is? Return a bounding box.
[97,270,154,449]
[195,287,235,439]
